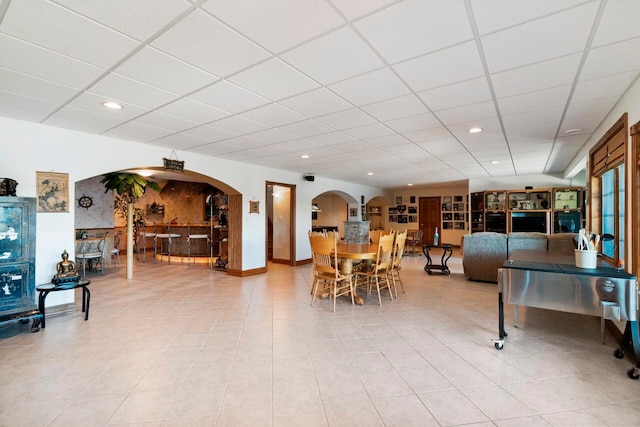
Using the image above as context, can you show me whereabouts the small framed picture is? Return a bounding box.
[409,196,416,204]
[388,207,398,215]
[398,215,408,223]
[395,196,403,204]
[408,206,417,214]
[443,196,452,203]
[408,215,416,222]
[389,215,397,222]
[350,207,358,217]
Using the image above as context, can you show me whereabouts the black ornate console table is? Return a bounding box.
[422,244,453,275]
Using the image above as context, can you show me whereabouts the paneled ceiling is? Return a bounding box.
[1,0,639,189]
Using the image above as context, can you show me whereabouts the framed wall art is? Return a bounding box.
[36,171,69,212]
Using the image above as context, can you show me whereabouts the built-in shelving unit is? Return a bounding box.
[470,187,585,234]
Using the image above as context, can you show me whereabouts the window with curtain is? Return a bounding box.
[600,165,624,261]
[590,113,627,265]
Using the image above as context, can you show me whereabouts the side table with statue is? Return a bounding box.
[36,250,91,328]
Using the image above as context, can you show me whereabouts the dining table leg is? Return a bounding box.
[341,259,364,305]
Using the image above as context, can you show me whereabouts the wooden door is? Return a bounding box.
[419,197,440,245]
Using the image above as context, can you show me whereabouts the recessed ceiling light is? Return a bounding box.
[367,172,373,176]
[301,154,309,159]
[101,101,123,110]
[468,127,483,133]
[407,183,413,186]
[491,160,500,164]
[137,170,153,177]
[564,128,582,134]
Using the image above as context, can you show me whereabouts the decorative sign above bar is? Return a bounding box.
[163,158,184,171]
[249,198,260,214]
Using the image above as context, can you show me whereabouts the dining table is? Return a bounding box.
[334,242,378,305]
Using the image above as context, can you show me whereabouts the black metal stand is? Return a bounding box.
[422,244,452,275]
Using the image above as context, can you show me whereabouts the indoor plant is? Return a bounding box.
[101,172,161,279]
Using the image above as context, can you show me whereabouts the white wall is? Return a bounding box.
[0,117,386,301]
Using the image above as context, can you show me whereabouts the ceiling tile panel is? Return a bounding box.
[307,131,357,146]
[0,34,105,88]
[182,125,237,142]
[157,98,231,124]
[330,0,398,20]
[470,0,588,35]
[328,68,410,106]
[572,71,638,104]
[501,106,564,130]
[132,111,200,133]
[0,90,60,120]
[355,0,473,63]
[564,97,619,121]
[228,58,320,101]
[0,67,80,104]
[203,0,344,53]
[281,27,384,85]
[481,2,598,73]
[343,123,395,140]
[279,119,336,138]
[188,80,269,114]
[113,47,219,96]
[580,37,640,80]
[393,41,485,92]
[51,0,192,41]
[88,73,180,110]
[497,85,571,117]
[361,94,428,122]
[151,132,210,150]
[435,101,497,126]
[239,103,307,128]
[279,88,352,117]
[418,77,492,112]
[315,108,376,130]
[591,1,640,47]
[105,121,175,142]
[364,134,410,148]
[66,92,148,120]
[491,54,582,99]
[151,9,270,77]
[207,115,269,135]
[1,0,140,68]
[245,128,298,144]
[384,113,440,133]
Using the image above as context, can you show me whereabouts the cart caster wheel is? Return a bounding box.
[495,342,503,350]
[503,331,508,337]
[444,270,450,275]
[627,368,640,380]
[614,348,625,359]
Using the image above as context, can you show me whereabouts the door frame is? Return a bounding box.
[266,181,296,267]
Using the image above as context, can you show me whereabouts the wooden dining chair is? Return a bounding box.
[388,229,408,297]
[309,233,354,312]
[355,232,395,306]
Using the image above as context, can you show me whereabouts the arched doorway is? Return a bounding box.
[75,168,243,275]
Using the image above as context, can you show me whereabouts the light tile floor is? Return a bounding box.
[1,251,640,426]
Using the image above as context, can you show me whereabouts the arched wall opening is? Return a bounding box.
[74,167,243,274]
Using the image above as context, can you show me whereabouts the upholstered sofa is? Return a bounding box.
[461,232,577,283]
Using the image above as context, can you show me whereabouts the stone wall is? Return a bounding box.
[343,221,370,244]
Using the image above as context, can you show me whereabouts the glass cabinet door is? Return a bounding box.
[0,202,31,263]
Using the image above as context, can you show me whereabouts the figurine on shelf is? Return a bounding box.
[52,250,80,284]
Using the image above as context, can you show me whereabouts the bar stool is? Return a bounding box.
[187,228,212,268]
[137,228,156,263]
[154,232,182,265]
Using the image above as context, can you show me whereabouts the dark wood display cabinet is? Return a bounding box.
[0,197,41,331]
